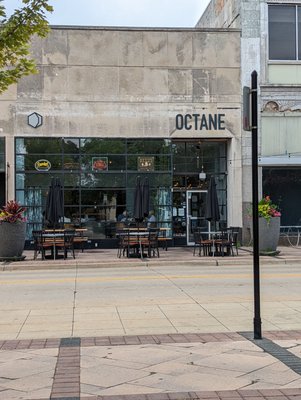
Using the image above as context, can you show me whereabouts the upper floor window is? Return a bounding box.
[269,5,301,61]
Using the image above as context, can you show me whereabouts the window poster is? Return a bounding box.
[92,157,108,171]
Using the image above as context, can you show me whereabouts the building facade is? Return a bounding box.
[0,27,242,247]
[197,0,301,235]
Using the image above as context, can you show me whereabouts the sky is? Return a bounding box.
[2,0,210,27]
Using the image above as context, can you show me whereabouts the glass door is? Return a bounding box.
[186,190,207,245]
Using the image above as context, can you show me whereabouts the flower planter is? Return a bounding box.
[259,216,280,253]
[0,222,26,259]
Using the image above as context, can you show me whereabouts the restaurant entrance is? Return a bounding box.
[186,190,208,245]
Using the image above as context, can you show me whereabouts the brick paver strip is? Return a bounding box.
[1,331,301,351]
[50,339,81,399]
[77,388,301,399]
[1,331,301,399]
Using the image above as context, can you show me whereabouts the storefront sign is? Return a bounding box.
[34,159,51,171]
[92,157,108,171]
[175,113,225,131]
[28,112,43,128]
[138,156,154,172]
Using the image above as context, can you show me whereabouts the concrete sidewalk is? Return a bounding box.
[2,245,301,271]
[1,246,301,400]
[1,331,301,399]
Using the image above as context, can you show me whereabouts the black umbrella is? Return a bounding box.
[133,176,143,221]
[205,176,220,231]
[45,177,64,228]
[142,177,150,217]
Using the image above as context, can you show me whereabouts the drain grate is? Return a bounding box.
[240,331,301,375]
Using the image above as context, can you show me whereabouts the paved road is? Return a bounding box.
[1,263,301,340]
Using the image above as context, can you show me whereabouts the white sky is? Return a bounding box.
[2,0,210,27]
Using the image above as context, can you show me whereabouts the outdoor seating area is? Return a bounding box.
[117,227,160,259]
[32,228,87,260]
[193,227,239,257]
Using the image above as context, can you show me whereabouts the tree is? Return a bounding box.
[0,0,53,94]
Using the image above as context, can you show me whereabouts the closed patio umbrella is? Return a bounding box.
[142,177,150,217]
[133,176,143,221]
[45,177,64,228]
[205,176,220,231]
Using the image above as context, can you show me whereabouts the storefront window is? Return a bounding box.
[15,137,173,240]
[80,138,126,154]
[263,168,301,225]
[15,137,227,244]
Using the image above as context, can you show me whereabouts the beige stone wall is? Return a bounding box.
[0,27,241,138]
[0,26,242,226]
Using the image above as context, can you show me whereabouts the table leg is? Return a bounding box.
[139,238,143,259]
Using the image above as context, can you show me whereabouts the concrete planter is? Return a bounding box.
[0,222,26,259]
[259,216,280,253]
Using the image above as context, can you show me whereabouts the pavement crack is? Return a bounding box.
[15,309,31,339]
[147,265,230,331]
[116,306,126,334]
[71,262,79,337]
[157,304,180,332]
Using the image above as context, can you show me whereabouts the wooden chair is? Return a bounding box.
[117,232,127,258]
[73,229,88,252]
[118,230,139,258]
[56,230,75,259]
[193,230,202,256]
[64,230,76,259]
[146,228,160,258]
[215,230,233,256]
[228,227,240,255]
[32,230,53,260]
[193,230,213,256]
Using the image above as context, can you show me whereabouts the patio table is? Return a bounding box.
[128,231,150,259]
[42,231,65,260]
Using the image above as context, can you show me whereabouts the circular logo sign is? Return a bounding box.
[34,159,51,171]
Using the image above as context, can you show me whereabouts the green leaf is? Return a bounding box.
[0,0,53,93]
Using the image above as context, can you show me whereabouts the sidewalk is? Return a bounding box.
[1,331,301,399]
[1,246,301,399]
[2,245,301,271]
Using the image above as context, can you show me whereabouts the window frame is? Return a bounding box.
[268,4,301,62]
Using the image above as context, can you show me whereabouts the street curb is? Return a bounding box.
[1,257,301,271]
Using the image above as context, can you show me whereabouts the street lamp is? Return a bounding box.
[244,70,262,339]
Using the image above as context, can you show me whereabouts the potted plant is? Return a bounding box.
[0,200,26,260]
[258,195,281,254]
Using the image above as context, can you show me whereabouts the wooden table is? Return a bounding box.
[42,231,65,260]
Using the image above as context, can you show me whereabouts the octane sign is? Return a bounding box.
[35,159,51,171]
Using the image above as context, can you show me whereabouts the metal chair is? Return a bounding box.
[215,230,233,256]
[228,226,240,255]
[193,230,213,256]
[32,230,53,260]
[56,230,75,259]
[118,229,139,258]
[146,228,160,258]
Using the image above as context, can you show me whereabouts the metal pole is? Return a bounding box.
[251,70,262,339]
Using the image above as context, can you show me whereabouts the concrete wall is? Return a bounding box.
[0,26,242,227]
[197,0,262,241]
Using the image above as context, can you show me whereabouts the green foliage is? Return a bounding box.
[0,199,26,223]
[258,195,281,222]
[0,0,53,93]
